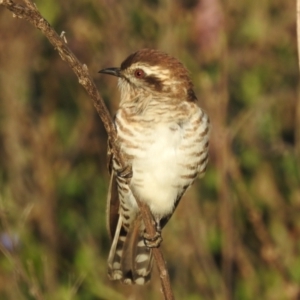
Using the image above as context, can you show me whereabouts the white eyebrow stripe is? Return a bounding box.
[128,64,171,77]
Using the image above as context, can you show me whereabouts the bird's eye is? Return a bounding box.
[134,68,145,79]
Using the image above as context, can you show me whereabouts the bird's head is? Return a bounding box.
[99,49,197,104]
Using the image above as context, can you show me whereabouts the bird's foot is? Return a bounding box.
[143,231,163,248]
[115,164,133,184]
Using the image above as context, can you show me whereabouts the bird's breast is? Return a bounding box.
[115,104,209,217]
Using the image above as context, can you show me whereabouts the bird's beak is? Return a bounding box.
[98,67,121,77]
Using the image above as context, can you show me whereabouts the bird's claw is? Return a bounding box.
[143,231,163,248]
[116,165,133,180]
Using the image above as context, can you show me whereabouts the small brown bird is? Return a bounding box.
[99,49,210,285]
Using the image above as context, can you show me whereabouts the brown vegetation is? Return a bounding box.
[0,0,299,299]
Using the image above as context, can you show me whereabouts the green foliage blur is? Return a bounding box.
[0,0,299,299]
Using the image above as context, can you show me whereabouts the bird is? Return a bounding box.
[99,49,210,285]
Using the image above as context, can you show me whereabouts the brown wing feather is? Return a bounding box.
[106,171,120,239]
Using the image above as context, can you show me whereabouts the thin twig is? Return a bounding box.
[0,0,174,299]
[227,149,300,299]
[296,0,300,172]
[297,0,300,72]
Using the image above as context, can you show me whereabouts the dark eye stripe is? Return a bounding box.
[144,75,163,92]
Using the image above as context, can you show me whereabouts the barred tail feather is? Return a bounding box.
[107,216,153,285]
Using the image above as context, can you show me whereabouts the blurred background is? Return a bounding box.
[0,0,299,299]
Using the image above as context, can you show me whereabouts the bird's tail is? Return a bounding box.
[107,215,153,285]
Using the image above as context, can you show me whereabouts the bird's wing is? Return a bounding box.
[106,171,120,239]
